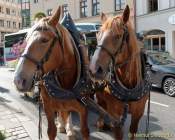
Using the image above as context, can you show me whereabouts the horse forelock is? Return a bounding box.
[26,18,59,41]
[101,16,124,35]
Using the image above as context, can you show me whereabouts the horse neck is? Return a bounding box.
[116,30,142,88]
[56,33,77,89]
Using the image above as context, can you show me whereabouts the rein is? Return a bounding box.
[97,25,129,64]
[21,38,57,74]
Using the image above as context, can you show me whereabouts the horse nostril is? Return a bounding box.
[14,77,26,89]
[22,79,26,87]
[96,66,103,74]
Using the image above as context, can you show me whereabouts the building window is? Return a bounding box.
[62,4,68,17]
[1,32,6,42]
[80,0,87,18]
[11,9,16,16]
[47,9,52,16]
[21,0,31,28]
[34,0,38,3]
[148,0,158,13]
[115,0,126,11]
[7,21,11,28]
[13,22,16,28]
[21,0,30,10]
[0,20,4,27]
[144,30,165,51]
[0,6,3,13]
[19,22,21,29]
[169,0,175,8]
[92,0,100,16]
[6,8,10,15]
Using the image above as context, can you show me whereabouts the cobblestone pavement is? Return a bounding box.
[0,93,48,140]
[0,103,31,140]
[1,67,175,140]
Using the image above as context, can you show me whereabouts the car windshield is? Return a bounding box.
[76,25,95,32]
[149,53,175,65]
[95,25,101,30]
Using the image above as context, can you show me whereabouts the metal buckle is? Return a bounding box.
[81,97,87,106]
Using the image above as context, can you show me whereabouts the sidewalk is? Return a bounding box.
[0,93,48,140]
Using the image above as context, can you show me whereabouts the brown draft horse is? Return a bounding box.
[90,5,148,140]
[14,7,89,140]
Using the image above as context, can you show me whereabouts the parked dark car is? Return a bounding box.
[145,51,175,97]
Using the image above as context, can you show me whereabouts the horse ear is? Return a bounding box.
[48,6,61,27]
[122,5,130,24]
[101,12,107,24]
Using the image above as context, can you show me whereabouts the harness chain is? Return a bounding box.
[38,86,42,140]
[145,90,151,140]
[145,65,152,140]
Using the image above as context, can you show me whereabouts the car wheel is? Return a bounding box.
[163,78,175,97]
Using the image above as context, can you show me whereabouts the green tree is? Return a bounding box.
[34,12,46,21]
[0,131,6,140]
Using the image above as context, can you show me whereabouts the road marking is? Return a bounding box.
[150,100,169,108]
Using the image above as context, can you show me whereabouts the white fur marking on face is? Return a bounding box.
[90,48,101,74]
[14,57,25,77]
[15,30,41,77]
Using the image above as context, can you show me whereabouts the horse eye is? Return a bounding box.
[40,38,49,43]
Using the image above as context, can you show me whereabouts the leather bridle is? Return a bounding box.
[21,25,62,77]
[97,26,129,66]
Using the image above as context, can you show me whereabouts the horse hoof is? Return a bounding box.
[68,135,76,140]
[58,127,66,133]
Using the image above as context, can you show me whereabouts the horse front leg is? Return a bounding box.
[78,105,89,140]
[44,107,57,140]
[113,126,123,140]
[95,92,109,131]
[60,111,75,138]
[129,115,143,140]
[57,111,66,133]
[129,96,148,140]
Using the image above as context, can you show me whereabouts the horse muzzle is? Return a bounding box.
[89,63,107,80]
[14,75,33,92]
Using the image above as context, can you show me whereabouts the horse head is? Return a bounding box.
[90,5,132,80]
[14,6,65,92]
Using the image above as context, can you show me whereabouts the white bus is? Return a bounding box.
[4,28,30,63]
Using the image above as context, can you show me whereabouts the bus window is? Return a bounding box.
[4,28,29,62]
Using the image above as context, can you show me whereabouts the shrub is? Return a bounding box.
[0,131,6,140]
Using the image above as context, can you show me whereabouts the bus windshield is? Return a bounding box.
[4,29,29,61]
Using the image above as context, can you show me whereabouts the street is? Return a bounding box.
[0,67,175,140]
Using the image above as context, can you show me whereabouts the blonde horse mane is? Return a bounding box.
[101,15,142,86]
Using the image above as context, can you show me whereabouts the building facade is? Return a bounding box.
[136,0,175,58]
[30,0,135,26]
[20,0,30,28]
[0,0,22,62]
